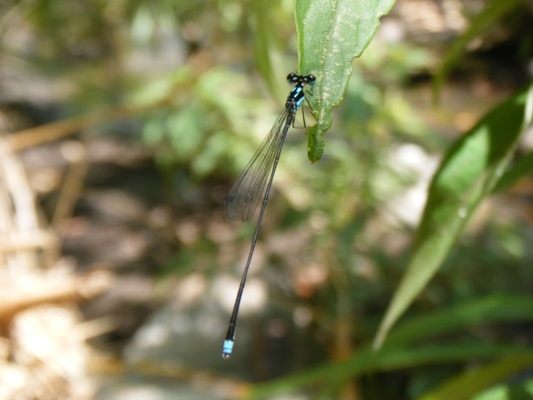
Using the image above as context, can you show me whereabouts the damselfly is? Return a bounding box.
[222,73,316,358]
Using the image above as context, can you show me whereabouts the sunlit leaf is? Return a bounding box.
[420,354,533,400]
[473,379,533,400]
[295,0,396,162]
[374,86,532,349]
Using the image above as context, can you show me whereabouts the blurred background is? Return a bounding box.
[0,0,532,399]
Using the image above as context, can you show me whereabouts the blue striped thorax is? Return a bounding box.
[285,73,316,114]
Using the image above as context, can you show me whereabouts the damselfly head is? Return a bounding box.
[286,73,317,86]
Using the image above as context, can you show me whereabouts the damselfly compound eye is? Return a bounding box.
[286,73,299,83]
[305,74,317,85]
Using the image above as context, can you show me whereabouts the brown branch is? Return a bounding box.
[7,102,165,152]
[0,271,113,327]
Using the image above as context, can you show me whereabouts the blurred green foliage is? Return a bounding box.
[2,0,533,399]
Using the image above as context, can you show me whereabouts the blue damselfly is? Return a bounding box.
[222,73,316,358]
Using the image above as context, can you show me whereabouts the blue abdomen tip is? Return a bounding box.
[222,340,234,358]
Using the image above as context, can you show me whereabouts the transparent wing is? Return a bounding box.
[224,109,293,221]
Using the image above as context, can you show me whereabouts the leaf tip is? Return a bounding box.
[373,327,387,351]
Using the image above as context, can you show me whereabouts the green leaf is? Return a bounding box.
[248,294,533,398]
[419,354,533,400]
[253,0,286,102]
[492,151,533,193]
[295,0,396,162]
[433,0,523,103]
[493,94,533,192]
[474,379,533,400]
[250,344,533,399]
[374,86,532,350]
[385,294,533,347]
